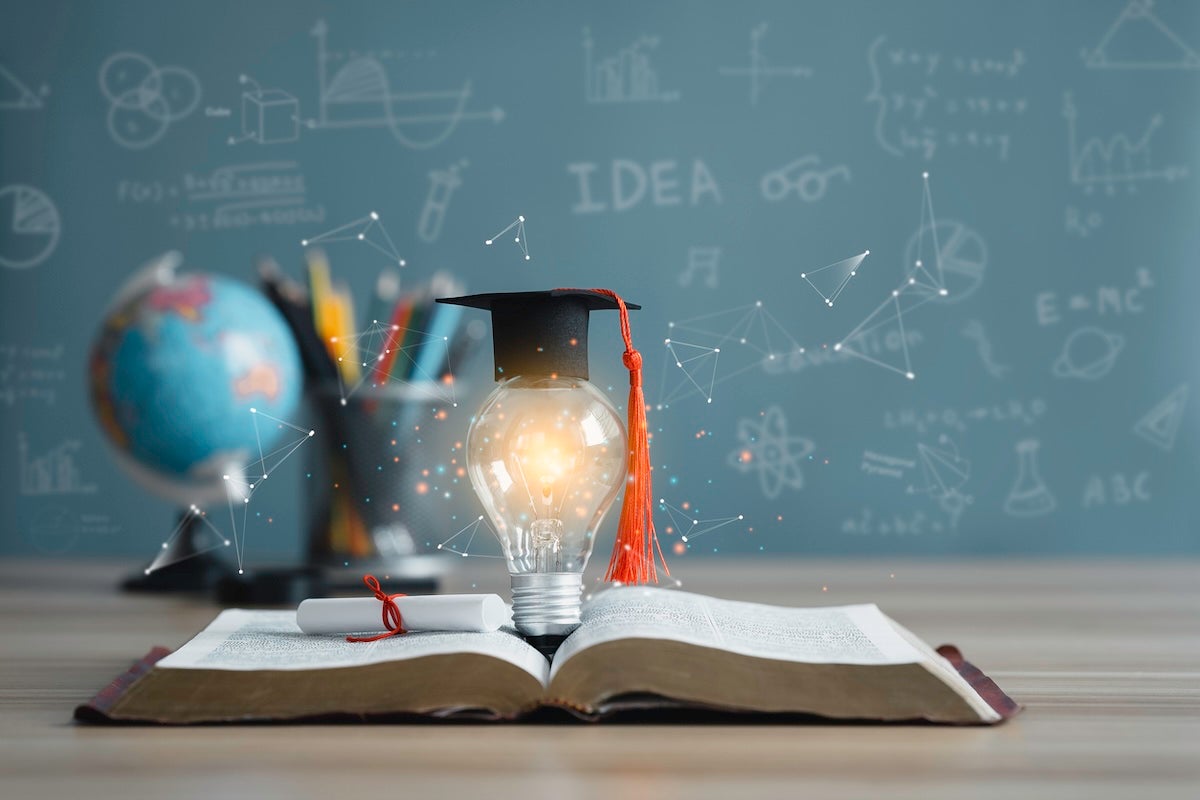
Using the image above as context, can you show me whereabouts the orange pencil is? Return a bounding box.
[378,294,415,381]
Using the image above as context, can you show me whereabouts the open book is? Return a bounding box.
[77,587,1018,725]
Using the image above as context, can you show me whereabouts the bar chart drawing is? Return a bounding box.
[583,28,680,104]
[1064,92,1187,195]
[18,434,97,496]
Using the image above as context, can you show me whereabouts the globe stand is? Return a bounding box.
[215,567,329,607]
[122,511,232,593]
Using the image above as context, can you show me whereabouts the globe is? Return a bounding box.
[89,253,303,507]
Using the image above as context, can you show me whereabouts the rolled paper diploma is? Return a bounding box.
[296,594,509,635]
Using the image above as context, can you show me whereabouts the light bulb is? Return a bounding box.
[466,375,625,637]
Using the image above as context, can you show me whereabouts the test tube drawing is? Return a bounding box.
[417,161,466,243]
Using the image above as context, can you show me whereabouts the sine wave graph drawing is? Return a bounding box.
[306,20,504,149]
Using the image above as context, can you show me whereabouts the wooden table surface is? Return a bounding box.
[1,558,1197,799]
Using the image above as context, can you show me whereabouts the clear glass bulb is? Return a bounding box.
[466,375,625,636]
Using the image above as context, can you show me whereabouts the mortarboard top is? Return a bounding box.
[437,289,639,382]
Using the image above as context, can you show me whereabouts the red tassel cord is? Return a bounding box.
[556,288,669,585]
[345,574,408,642]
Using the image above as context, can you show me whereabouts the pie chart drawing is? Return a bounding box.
[903,219,987,304]
[0,184,60,270]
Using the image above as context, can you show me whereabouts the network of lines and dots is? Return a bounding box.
[485,215,531,261]
[658,172,951,404]
[658,300,807,407]
[801,250,871,308]
[144,408,316,576]
[326,319,460,407]
[658,498,745,553]
[301,211,407,267]
[834,172,949,380]
[436,514,505,558]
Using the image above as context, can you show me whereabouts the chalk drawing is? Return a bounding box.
[583,27,680,103]
[1064,92,1187,195]
[306,20,503,149]
[0,185,60,270]
[679,246,720,288]
[0,63,49,109]
[1083,0,1200,70]
[99,51,200,149]
[718,23,812,105]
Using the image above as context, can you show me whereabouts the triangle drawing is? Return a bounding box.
[1083,0,1200,70]
[917,442,970,492]
[0,64,46,110]
[1132,384,1189,451]
[801,250,869,308]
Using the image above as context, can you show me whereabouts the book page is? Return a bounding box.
[157,610,549,684]
[551,587,923,679]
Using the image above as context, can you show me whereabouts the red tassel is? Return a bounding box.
[346,574,408,642]
[556,288,668,585]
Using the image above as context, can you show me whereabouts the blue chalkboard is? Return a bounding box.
[2,0,1198,563]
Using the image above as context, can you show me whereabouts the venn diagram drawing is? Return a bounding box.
[99,52,201,149]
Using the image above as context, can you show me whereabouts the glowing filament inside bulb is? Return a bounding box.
[466,377,626,581]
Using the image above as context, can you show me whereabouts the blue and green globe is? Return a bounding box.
[89,259,302,504]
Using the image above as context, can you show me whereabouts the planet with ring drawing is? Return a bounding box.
[1051,327,1124,381]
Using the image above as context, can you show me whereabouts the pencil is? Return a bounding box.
[305,248,337,365]
[413,274,464,382]
[378,292,416,381]
[258,256,339,383]
[402,291,434,382]
[329,283,362,384]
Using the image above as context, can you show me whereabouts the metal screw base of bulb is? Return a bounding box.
[510,573,582,637]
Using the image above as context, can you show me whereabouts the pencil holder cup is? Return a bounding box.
[305,382,460,589]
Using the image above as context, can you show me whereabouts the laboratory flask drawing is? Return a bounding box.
[1003,439,1056,518]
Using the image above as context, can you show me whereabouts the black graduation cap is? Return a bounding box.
[436,289,639,382]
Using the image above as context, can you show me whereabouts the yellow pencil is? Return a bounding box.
[332,283,361,383]
[305,248,337,363]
